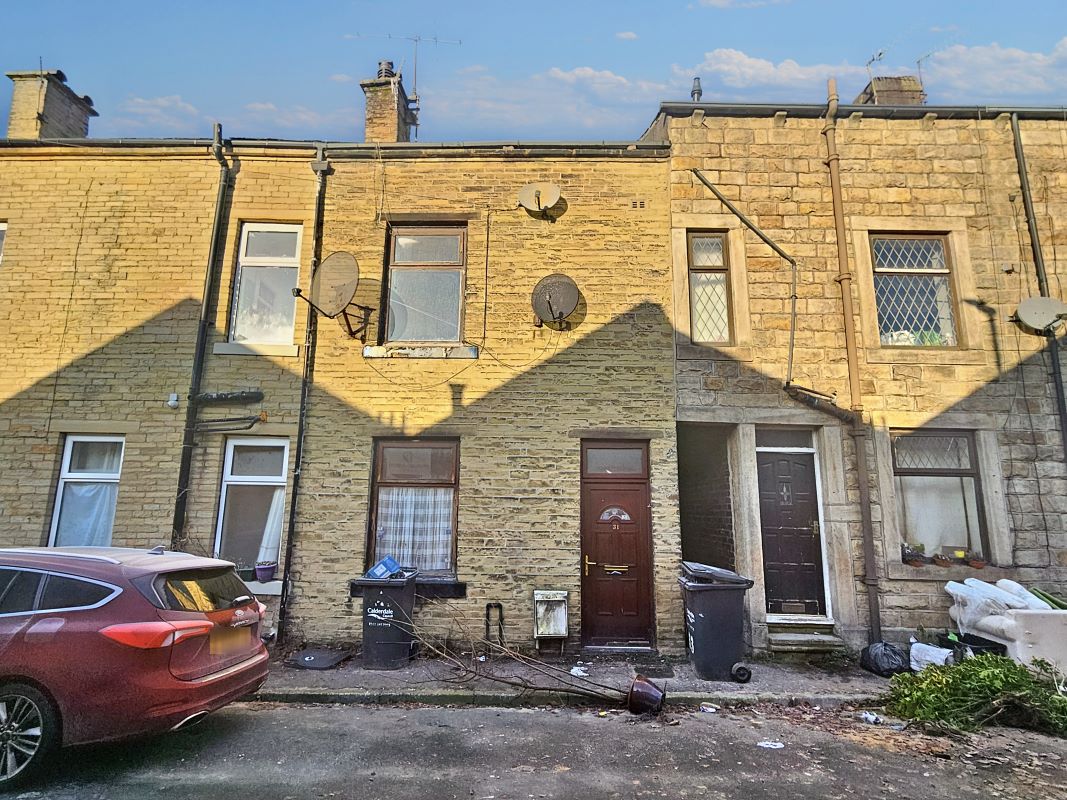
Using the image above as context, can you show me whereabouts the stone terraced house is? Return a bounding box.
[1,65,1064,655]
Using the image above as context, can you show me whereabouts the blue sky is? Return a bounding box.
[2,1,1066,142]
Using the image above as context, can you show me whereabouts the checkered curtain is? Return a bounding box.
[375,486,454,571]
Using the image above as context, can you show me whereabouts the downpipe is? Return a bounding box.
[1010,113,1067,475]
[824,80,882,643]
[276,146,330,646]
[171,124,231,550]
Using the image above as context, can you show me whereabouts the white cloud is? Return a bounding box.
[923,38,1067,100]
[239,101,350,130]
[545,66,668,101]
[329,73,354,83]
[113,95,202,133]
[676,49,867,90]
[457,64,489,74]
[244,102,277,113]
[616,31,638,41]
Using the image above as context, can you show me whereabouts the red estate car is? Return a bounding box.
[0,547,269,786]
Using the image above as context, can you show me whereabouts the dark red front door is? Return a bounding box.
[757,451,826,615]
[580,441,654,646]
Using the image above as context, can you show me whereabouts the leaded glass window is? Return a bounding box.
[687,232,731,344]
[872,236,957,347]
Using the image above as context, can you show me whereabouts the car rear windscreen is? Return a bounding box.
[157,568,253,612]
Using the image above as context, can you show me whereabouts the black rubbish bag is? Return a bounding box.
[859,641,909,677]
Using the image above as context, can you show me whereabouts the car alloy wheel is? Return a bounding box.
[0,685,55,786]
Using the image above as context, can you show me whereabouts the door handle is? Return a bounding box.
[584,555,597,576]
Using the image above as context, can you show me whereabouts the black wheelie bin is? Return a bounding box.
[679,561,754,682]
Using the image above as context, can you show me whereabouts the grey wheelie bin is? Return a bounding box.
[679,561,754,682]
[352,569,419,670]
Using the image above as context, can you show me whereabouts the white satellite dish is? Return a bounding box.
[518,182,562,213]
[1016,296,1067,333]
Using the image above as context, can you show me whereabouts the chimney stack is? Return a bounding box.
[853,75,926,106]
[360,60,417,143]
[6,69,98,139]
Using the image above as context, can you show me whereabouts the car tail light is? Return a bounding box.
[100,620,214,649]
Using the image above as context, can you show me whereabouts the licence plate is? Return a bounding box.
[209,626,252,656]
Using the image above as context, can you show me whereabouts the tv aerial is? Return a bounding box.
[1014,296,1067,335]
[531,273,580,329]
[292,251,374,341]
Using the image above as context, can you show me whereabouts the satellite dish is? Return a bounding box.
[531,273,580,324]
[310,252,360,318]
[1016,296,1067,333]
[518,182,562,213]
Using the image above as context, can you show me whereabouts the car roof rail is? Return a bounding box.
[2,548,122,564]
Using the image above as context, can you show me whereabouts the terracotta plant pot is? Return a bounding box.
[627,674,666,714]
[968,559,987,569]
[905,559,926,568]
[932,555,953,567]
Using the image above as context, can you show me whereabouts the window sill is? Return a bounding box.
[676,342,754,362]
[348,578,466,599]
[363,344,479,360]
[213,342,300,358]
[245,579,283,596]
[865,347,986,366]
[887,562,1010,582]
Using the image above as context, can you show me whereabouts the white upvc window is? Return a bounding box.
[0,222,7,265]
[230,223,302,345]
[215,438,289,569]
[49,436,125,547]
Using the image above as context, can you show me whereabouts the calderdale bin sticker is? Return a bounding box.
[367,599,396,628]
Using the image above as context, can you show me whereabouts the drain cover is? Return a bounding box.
[284,647,352,670]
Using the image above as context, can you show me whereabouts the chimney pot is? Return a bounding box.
[378,60,395,79]
[691,77,703,102]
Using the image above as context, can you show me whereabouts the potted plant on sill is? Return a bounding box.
[255,561,278,582]
[966,552,987,569]
[235,562,256,582]
[901,543,927,567]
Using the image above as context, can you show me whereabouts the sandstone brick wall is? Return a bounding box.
[283,153,682,648]
[665,111,1067,641]
[0,146,220,549]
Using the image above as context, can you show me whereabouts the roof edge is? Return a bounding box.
[656,101,1067,121]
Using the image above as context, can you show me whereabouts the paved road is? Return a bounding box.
[5,702,1065,799]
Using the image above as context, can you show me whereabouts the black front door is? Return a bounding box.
[756,452,826,615]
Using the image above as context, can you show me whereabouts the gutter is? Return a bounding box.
[171,123,230,550]
[276,145,330,645]
[0,137,668,157]
[1009,114,1067,489]
[657,101,1067,121]
[823,80,882,644]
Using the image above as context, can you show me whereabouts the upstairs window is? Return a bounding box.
[872,235,957,347]
[385,227,466,343]
[370,440,459,576]
[49,436,125,547]
[892,430,988,559]
[0,222,6,265]
[230,223,302,345]
[687,232,731,344]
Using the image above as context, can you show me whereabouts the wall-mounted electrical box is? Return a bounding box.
[533,590,568,652]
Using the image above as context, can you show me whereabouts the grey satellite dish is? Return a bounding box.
[518,182,562,213]
[1016,296,1067,333]
[532,273,580,325]
[310,252,360,318]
